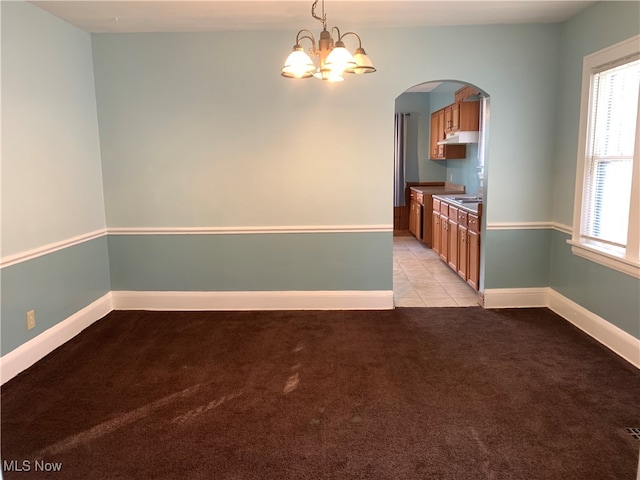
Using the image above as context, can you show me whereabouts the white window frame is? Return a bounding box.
[569,34,640,279]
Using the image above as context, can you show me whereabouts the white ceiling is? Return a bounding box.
[31,1,597,33]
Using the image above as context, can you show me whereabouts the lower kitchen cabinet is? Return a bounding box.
[432,197,482,290]
[467,214,480,290]
[409,189,424,241]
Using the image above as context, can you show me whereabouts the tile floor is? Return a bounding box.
[393,235,480,307]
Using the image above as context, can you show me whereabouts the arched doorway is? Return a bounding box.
[393,80,490,307]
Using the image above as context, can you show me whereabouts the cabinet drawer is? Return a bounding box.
[457,210,468,227]
[433,198,440,212]
[449,206,458,221]
[468,213,480,233]
[440,201,449,216]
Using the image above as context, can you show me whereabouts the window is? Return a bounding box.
[571,35,640,278]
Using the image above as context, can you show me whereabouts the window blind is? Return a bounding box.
[581,58,640,250]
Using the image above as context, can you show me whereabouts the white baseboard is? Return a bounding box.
[547,290,640,369]
[483,287,550,308]
[111,290,395,311]
[484,287,639,369]
[1,293,113,385]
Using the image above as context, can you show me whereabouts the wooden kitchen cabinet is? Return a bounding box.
[456,101,480,132]
[432,197,482,291]
[467,213,481,290]
[409,190,424,241]
[457,210,469,280]
[432,209,441,255]
[455,85,480,104]
[447,206,459,271]
[430,109,466,160]
[429,90,481,161]
[444,105,455,134]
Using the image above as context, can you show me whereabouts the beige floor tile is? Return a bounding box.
[393,236,480,308]
[394,295,426,307]
[441,282,477,296]
[424,297,458,307]
[414,285,450,298]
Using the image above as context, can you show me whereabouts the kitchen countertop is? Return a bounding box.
[409,185,465,195]
[433,194,483,215]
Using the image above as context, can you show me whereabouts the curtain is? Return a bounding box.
[394,113,410,207]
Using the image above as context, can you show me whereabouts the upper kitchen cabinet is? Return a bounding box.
[429,86,481,161]
[454,85,481,104]
[430,109,466,160]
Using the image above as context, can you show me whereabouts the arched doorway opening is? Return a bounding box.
[392,80,490,307]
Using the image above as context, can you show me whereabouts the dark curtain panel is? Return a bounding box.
[394,113,410,206]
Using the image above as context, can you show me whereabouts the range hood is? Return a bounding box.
[437,131,479,145]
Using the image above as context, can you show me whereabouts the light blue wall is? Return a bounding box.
[1,2,111,356]
[548,1,640,339]
[91,24,561,294]
[92,24,561,229]
[108,233,391,292]
[550,231,639,338]
[484,229,552,289]
[1,1,106,256]
[1,238,111,355]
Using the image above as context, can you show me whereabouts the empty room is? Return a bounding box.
[2,1,639,478]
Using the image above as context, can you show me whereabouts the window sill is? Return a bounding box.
[567,240,640,279]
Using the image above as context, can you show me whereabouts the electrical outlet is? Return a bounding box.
[26,310,35,330]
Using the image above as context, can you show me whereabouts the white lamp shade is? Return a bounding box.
[313,69,344,82]
[346,48,376,74]
[324,45,356,75]
[281,48,315,78]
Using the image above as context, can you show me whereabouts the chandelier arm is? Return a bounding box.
[338,31,364,49]
[311,0,327,30]
[295,29,317,49]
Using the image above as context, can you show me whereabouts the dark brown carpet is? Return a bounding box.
[2,307,639,479]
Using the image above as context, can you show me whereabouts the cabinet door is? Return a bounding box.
[458,225,468,280]
[409,200,417,237]
[458,101,480,131]
[430,111,440,159]
[467,229,480,290]
[422,195,434,247]
[451,102,461,131]
[439,213,448,263]
[432,210,441,255]
[444,105,454,134]
[448,215,458,271]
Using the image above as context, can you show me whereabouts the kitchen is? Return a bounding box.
[393,81,487,307]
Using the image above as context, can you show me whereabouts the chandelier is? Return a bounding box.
[281,0,377,83]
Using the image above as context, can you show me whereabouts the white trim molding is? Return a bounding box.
[1,229,107,269]
[0,225,393,269]
[107,225,393,235]
[486,222,572,234]
[1,293,113,385]
[111,290,395,311]
[548,289,640,369]
[568,240,640,279]
[483,287,550,308]
[483,287,639,369]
